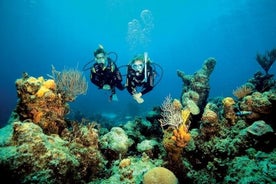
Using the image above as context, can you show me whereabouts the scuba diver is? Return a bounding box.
[90,45,125,101]
[126,52,155,104]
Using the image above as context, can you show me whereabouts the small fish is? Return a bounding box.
[236,111,252,116]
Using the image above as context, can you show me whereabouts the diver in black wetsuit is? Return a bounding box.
[90,45,124,101]
[126,53,155,104]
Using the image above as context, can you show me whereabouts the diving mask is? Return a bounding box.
[95,53,106,65]
[131,61,144,72]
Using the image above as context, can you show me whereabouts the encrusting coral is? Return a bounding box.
[100,127,134,159]
[15,73,68,134]
[200,102,219,138]
[239,91,273,121]
[0,121,105,183]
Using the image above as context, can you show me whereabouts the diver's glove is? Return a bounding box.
[102,84,111,90]
[132,92,144,104]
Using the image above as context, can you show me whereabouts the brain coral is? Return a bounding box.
[100,127,134,155]
[143,167,178,184]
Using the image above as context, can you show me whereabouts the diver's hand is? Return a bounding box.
[132,92,144,104]
[102,84,111,90]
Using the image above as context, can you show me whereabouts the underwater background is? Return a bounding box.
[1,0,275,126]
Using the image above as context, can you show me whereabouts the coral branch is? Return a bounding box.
[159,95,183,129]
[50,65,88,102]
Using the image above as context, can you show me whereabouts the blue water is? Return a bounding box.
[1,0,276,126]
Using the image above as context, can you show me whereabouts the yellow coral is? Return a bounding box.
[171,124,191,148]
[43,79,56,90]
[223,97,237,124]
[37,76,45,83]
[167,108,191,148]
[222,97,235,107]
[35,79,56,97]
[181,108,190,125]
[119,158,131,168]
[36,86,50,97]
[27,77,37,84]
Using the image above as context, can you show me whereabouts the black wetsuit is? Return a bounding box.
[126,63,154,95]
[90,58,124,95]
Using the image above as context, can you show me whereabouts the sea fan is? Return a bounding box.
[256,48,276,74]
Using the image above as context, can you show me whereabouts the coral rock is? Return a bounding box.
[15,74,68,135]
[143,167,178,184]
[100,127,134,156]
[247,120,273,136]
[178,57,216,113]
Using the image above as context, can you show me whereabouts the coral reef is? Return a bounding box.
[15,73,68,134]
[0,53,276,183]
[177,57,216,112]
[239,91,273,122]
[136,139,159,158]
[224,148,276,183]
[158,95,192,180]
[0,121,105,183]
[14,69,88,135]
[91,154,164,184]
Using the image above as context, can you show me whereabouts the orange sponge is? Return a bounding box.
[171,124,191,148]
